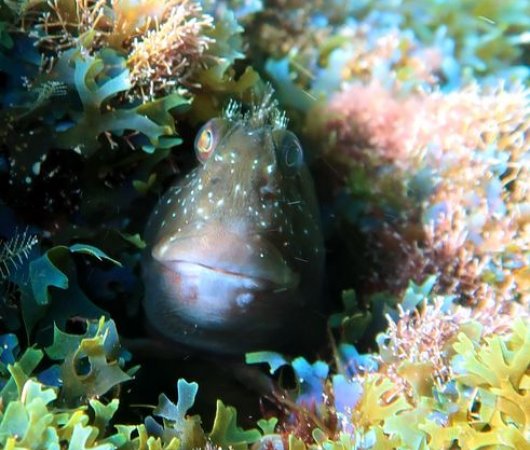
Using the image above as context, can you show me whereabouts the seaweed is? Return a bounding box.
[1,0,529,449]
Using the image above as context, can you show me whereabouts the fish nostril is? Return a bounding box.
[260,183,277,201]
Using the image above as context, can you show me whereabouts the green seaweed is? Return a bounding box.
[54,50,188,155]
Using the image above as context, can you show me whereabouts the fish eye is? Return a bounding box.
[273,130,304,173]
[284,139,303,168]
[194,119,228,163]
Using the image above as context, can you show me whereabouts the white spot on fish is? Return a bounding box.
[236,292,254,307]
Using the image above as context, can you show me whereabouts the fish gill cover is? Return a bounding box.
[0,0,529,449]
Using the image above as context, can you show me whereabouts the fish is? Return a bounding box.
[142,91,324,355]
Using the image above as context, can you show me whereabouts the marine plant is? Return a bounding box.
[349,0,530,79]
[1,279,528,449]
[1,0,529,449]
[248,278,530,449]
[249,0,529,125]
[0,0,259,224]
[316,81,530,310]
[0,317,263,449]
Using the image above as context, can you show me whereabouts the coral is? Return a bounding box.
[6,286,521,450]
[188,7,262,123]
[0,317,134,449]
[0,0,257,160]
[309,24,449,97]
[422,319,530,449]
[248,1,460,118]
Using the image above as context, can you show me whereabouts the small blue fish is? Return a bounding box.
[142,92,324,354]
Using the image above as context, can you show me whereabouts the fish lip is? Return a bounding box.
[159,259,297,290]
[151,228,300,289]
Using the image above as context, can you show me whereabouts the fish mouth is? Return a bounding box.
[151,227,299,290]
[165,261,291,290]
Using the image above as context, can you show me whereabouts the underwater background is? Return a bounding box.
[0,0,529,448]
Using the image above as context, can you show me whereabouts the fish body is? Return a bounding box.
[142,95,324,354]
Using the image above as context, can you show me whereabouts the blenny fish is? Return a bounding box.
[142,91,324,354]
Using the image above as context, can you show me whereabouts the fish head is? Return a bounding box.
[143,95,324,354]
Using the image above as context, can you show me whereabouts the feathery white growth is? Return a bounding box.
[0,228,39,278]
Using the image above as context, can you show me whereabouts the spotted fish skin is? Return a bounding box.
[142,95,324,354]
